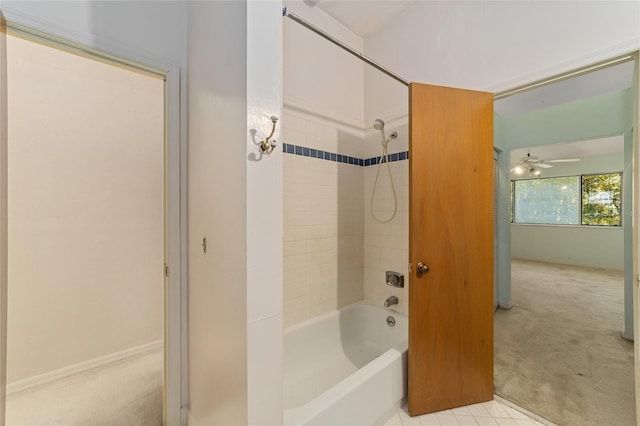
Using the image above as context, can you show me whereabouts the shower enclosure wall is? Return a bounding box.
[282,108,365,326]
[282,3,411,422]
[283,2,410,328]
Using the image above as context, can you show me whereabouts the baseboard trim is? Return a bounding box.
[511,256,624,272]
[187,408,197,426]
[6,339,163,396]
[498,302,513,310]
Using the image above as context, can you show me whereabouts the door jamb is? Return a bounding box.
[0,10,7,426]
[493,50,639,421]
[0,10,184,426]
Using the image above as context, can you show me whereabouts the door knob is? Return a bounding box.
[416,262,430,274]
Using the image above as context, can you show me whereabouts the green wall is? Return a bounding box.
[511,154,624,270]
[501,89,631,148]
[495,88,633,336]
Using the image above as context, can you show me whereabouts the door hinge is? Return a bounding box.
[164,264,169,277]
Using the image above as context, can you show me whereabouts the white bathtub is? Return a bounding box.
[283,303,408,425]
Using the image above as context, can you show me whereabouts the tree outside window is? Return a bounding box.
[581,173,621,226]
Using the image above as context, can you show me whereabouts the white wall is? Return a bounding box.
[246,1,283,423]
[281,1,413,321]
[187,2,248,423]
[361,1,639,315]
[1,2,285,425]
[282,114,364,326]
[188,1,283,424]
[283,1,366,326]
[7,35,164,383]
[364,1,640,122]
[363,121,409,315]
[0,9,8,425]
[0,1,187,71]
[284,1,364,123]
[0,2,188,423]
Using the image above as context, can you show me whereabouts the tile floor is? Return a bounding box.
[385,398,553,426]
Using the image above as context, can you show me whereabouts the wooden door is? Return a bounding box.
[408,83,494,416]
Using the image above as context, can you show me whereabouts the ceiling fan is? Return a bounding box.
[511,151,580,177]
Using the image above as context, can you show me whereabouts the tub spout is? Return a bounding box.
[384,296,398,307]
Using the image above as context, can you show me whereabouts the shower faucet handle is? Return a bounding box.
[386,271,404,288]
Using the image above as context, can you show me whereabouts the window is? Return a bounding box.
[514,177,579,225]
[582,173,621,226]
[512,173,621,227]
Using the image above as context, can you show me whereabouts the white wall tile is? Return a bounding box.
[364,126,410,314]
[282,106,365,327]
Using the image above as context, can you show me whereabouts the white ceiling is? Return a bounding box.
[313,0,416,37]
[510,135,625,164]
[308,1,633,159]
[495,61,635,117]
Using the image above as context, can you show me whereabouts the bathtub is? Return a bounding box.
[283,303,408,425]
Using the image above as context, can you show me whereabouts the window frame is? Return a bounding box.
[580,172,623,227]
[510,171,622,228]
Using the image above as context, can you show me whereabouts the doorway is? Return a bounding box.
[493,54,638,425]
[4,31,166,424]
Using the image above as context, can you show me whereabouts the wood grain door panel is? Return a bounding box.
[408,83,494,416]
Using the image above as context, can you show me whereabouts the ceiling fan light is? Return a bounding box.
[514,165,524,174]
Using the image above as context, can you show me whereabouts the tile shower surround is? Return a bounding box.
[282,142,409,166]
[282,109,410,327]
[283,142,409,326]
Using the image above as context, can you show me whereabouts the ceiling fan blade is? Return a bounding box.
[537,163,553,168]
[520,155,539,162]
[546,158,581,163]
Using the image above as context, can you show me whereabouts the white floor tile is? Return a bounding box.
[482,401,510,418]
[384,413,403,426]
[417,413,440,426]
[503,406,531,420]
[393,397,545,426]
[467,403,492,417]
[400,410,422,426]
[495,419,518,426]
[514,420,537,426]
[436,414,460,425]
[456,415,479,425]
[474,417,499,426]
[451,406,473,416]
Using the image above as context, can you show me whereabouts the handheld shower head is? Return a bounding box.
[373,118,387,145]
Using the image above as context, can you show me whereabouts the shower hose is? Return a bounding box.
[370,140,398,223]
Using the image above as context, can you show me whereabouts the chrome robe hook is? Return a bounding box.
[260,116,278,155]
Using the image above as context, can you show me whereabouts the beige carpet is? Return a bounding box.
[5,349,162,425]
[495,259,635,426]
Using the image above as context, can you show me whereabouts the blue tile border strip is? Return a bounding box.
[282,142,409,167]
